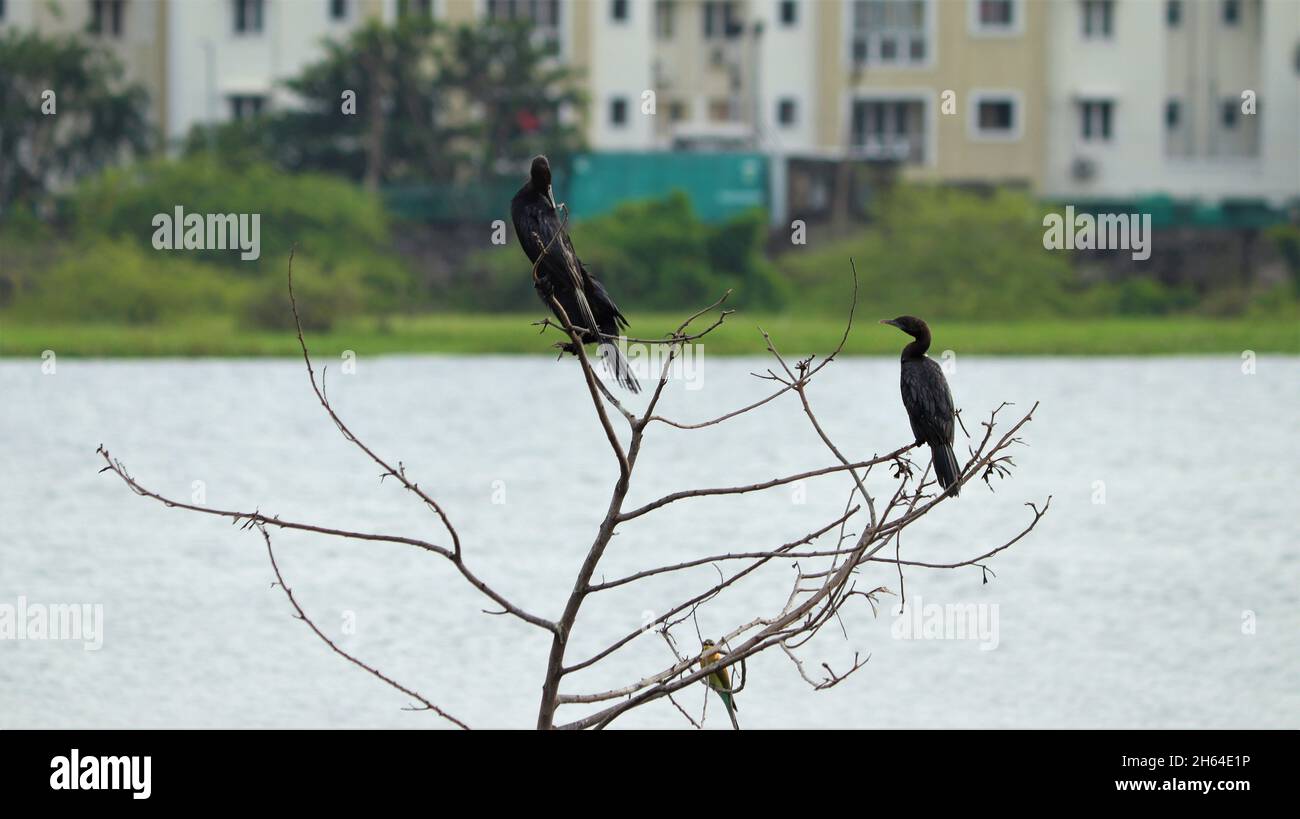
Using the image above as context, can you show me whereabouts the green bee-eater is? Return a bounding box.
[700,639,740,730]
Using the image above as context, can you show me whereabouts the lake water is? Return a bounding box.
[2,354,1297,729]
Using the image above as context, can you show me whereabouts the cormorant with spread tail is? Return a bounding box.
[881,316,960,496]
[511,155,640,392]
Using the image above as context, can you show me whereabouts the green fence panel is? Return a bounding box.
[565,152,768,223]
[382,153,769,225]
[383,179,521,224]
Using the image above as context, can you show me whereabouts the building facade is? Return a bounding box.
[1,0,1296,206]
[0,0,170,134]
[1042,0,1300,207]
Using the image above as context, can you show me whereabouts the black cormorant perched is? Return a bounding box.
[881,316,960,496]
[511,155,640,392]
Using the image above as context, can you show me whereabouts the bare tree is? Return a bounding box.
[97,240,1047,730]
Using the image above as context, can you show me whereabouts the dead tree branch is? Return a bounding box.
[97,245,1047,729]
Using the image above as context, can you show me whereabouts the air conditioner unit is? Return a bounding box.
[1071,157,1097,181]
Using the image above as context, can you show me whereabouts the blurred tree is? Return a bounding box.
[454,192,787,312]
[0,28,150,215]
[184,18,585,187]
[283,17,451,190]
[184,17,450,190]
[437,22,586,179]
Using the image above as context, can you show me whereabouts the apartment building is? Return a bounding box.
[1043,0,1300,207]
[165,0,390,142]
[3,0,1295,207]
[811,0,1049,190]
[0,0,170,134]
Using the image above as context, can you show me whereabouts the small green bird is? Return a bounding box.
[700,639,740,730]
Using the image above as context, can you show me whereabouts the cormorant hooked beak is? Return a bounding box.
[545,185,558,212]
[879,319,899,328]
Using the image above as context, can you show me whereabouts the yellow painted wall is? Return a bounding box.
[816,0,1045,187]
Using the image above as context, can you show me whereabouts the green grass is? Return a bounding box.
[1,313,1297,357]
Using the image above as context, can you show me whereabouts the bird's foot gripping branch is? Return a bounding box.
[97,253,1047,730]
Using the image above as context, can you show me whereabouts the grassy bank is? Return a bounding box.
[2,313,1296,357]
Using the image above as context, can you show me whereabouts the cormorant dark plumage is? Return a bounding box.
[881,316,960,496]
[511,155,640,392]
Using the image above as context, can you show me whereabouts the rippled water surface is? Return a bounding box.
[2,355,1297,728]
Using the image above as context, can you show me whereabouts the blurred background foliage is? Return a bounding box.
[450,192,787,313]
[1,19,1297,340]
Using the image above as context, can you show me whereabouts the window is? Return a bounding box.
[330,0,348,21]
[655,0,675,37]
[90,0,126,37]
[668,100,687,121]
[779,1,797,26]
[851,99,926,163]
[1215,96,1259,157]
[610,97,628,127]
[971,0,1020,35]
[1221,99,1238,129]
[1223,0,1240,25]
[777,98,797,126]
[703,1,742,40]
[487,1,560,26]
[1078,100,1113,141]
[611,0,628,22]
[1166,0,1181,27]
[398,0,433,17]
[233,0,264,33]
[487,0,561,49]
[973,96,1018,138]
[229,94,266,120]
[851,1,928,67]
[1081,0,1113,39]
[708,98,733,122]
[1165,99,1190,156]
[974,0,1016,31]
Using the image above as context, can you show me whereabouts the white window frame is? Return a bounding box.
[228,93,268,120]
[968,0,1023,37]
[1222,0,1241,26]
[609,96,629,128]
[776,97,799,128]
[844,0,936,72]
[399,0,435,19]
[968,89,1023,142]
[1165,97,1182,130]
[778,0,799,28]
[232,0,265,35]
[1166,0,1182,28]
[654,0,675,38]
[1080,0,1115,40]
[478,0,566,55]
[1077,98,1116,143]
[844,89,936,167]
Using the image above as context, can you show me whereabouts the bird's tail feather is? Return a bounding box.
[601,341,641,393]
[572,287,600,340]
[932,442,961,497]
[720,692,740,730]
